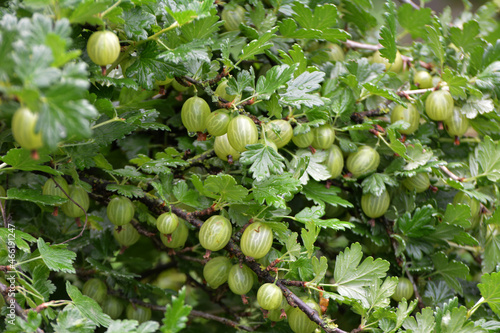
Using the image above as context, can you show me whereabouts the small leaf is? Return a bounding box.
[240,144,286,182]
[203,174,248,203]
[38,238,76,274]
[478,272,500,317]
[66,281,111,327]
[252,174,302,209]
[161,287,192,333]
[431,252,469,293]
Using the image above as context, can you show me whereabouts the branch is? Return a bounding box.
[439,165,464,182]
[51,177,89,245]
[398,0,420,10]
[111,290,255,331]
[343,40,381,51]
[0,282,45,333]
[82,175,349,333]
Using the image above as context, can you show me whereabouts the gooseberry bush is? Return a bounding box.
[1,0,500,332]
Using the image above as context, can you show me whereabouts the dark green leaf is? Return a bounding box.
[6,188,67,206]
[396,205,435,238]
[0,148,59,174]
[361,173,398,196]
[240,27,278,61]
[302,180,352,208]
[253,174,302,209]
[431,252,469,293]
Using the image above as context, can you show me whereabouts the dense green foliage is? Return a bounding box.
[1,0,500,332]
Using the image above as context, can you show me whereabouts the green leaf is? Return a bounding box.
[240,144,286,182]
[105,320,159,333]
[285,232,301,261]
[292,149,331,185]
[474,136,500,182]
[301,180,352,208]
[437,305,485,333]
[425,25,445,70]
[279,44,308,76]
[0,229,36,253]
[6,188,67,206]
[378,0,397,63]
[462,96,494,119]
[395,299,418,330]
[333,243,390,308]
[478,272,500,317]
[252,174,302,209]
[361,173,398,196]
[66,281,111,327]
[363,82,406,106]
[342,1,377,33]
[255,64,295,98]
[404,142,433,170]
[309,256,328,284]
[396,205,436,238]
[240,27,278,61]
[52,305,97,333]
[69,0,108,25]
[301,222,320,258]
[173,181,199,208]
[180,15,223,41]
[281,70,325,108]
[164,0,214,25]
[278,19,322,39]
[442,69,468,99]
[402,307,436,333]
[431,252,469,293]
[127,42,187,90]
[366,276,398,310]
[123,7,156,41]
[106,184,145,199]
[292,2,338,30]
[483,230,500,274]
[161,287,192,333]
[386,126,408,158]
[203,174,248,203]
[37,238,76,274]
[449,20,482,54]
[443,204,471,229]
[397,4,432,39]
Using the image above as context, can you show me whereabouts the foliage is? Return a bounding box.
[0,0,500,332]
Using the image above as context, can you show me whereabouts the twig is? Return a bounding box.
[112,290,255,331]
[190,309,256,331]
[343,40,381,51]
[398,0,420,10]
[82,175,350,333]
[404,268,425,310]
[439,165,464,182]
[52,177,89,245]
